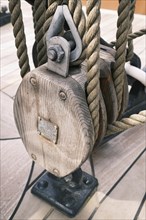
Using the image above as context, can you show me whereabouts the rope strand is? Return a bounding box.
[86,0,101,140]
[9,0,30,77]
[33,0,47,66]
[106,110,146,136]
[112,0,130,117]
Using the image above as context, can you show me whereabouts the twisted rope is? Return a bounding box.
[33,0,47,66]
[86,0,101,140]
[68,0,86,65]
[112,0,130,116]
[43,0,62,36]
[106,110,146,136]
[9,0,30,78]
[126,0,136,62]
[128,29,146,40]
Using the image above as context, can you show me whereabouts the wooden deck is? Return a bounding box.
[0,1,146,220]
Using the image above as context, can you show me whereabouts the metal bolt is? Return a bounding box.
[31,153,37,160]
[30,77,37,86]
[64,197,75,208]
[53,168,60,176]
[48,45,65,63]
[83,177,91,185]
[59,91,67,101]
[37,180,48,190]
[48,49,57,61]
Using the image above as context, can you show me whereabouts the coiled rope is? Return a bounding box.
[106,110,146,136]
[86,0,101,140]
[9,0,146,141]
[112,0,130,117]
[9,0,30,77]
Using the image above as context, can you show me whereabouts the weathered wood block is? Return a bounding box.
[14,65,94,177]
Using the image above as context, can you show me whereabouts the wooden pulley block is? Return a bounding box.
[14,65,94,177]
[99,46,118,124]
[94,91,107,146]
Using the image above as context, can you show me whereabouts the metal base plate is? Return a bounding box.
[31,171,98,217]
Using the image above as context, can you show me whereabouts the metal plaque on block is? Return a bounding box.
[38,117,58,144]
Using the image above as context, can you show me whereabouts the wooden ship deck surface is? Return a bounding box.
[0,1,146,219]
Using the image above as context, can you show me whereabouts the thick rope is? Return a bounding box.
[68,0,86,65]
[128,29,146,40]
[43,0,62,36]
[33,0,47,66]
[126,0,136,62]
[106,110,146,136]
[86,0,101,140]
[9,0,30,78]
[112,0,130,116]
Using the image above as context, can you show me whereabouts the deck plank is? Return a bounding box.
[0,138,43,220]
[92,152,146,220]
[1,3,146,220]
[0,91,19,138]
[138,202,146,220]
[91,125,146,198]
[12,125,145,220]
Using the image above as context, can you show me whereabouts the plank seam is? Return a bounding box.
[133,192,146,220]
[88,148,146,220]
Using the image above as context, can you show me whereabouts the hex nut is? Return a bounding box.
[48,45,65,63]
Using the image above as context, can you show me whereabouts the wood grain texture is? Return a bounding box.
[1,5,146,219]
[46,192,99,220]
[14,191,53,220]
[14,65,94,177]
[4,124,145,220]
[138,202,146,220]
[1,139,29,219]
[0,92,19,138]
[93,124,146,197]
[92,152,146,220]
